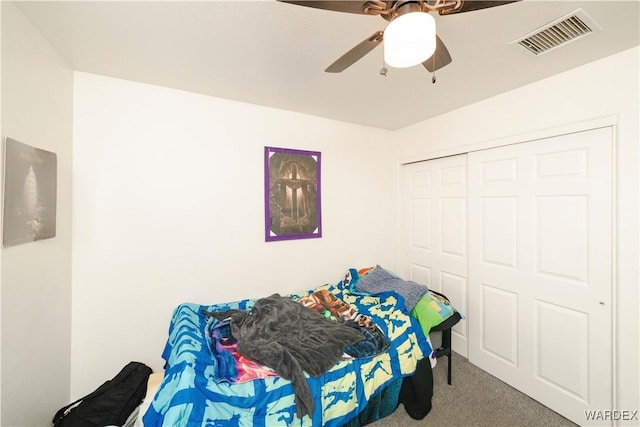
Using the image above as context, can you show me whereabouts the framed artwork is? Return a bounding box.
[2,137,57,247]
[264,146,322,242]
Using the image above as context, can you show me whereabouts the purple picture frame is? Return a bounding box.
[264,146,322,242]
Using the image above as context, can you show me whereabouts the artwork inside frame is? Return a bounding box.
[2,137,57,247]
[264,146,322,242]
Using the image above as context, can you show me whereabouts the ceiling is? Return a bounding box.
[12,0,640,130]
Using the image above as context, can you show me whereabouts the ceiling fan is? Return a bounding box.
[278,1,520,76]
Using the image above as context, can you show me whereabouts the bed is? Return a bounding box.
[141,268,439,427]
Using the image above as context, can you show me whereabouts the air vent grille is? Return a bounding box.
[511,9,600,56]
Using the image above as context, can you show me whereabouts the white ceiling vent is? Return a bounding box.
[510,9,601,56]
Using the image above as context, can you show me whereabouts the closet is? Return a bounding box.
[399,126,613,425]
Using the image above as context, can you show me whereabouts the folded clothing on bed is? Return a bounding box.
[353,265,428,312]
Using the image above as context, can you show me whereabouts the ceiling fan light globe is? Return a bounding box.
[383,11,436,68]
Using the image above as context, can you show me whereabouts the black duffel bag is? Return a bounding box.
[53,361,152,427]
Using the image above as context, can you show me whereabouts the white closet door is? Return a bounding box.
[400,154,468,356]
[468,127,613,425]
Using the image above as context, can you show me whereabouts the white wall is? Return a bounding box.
[1,2,74,426]
[71,73,395,396]
[394,47,639,421]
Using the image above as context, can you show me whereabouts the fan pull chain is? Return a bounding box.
[431,54,437,84]
[380,47,388,76]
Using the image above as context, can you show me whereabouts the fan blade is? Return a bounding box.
[422,34,452,72]
[277,1,372,15]
[438,0,520,15]
[325,31,384,73]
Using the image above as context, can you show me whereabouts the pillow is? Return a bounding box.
[411,291,458,336]
[354,266,428,312]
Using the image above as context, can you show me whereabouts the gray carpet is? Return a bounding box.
[370,352,578,427]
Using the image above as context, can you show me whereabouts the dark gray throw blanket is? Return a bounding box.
[204,293,364,418]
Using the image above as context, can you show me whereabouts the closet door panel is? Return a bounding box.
[401,154,468,356]
[468,127,613,426]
